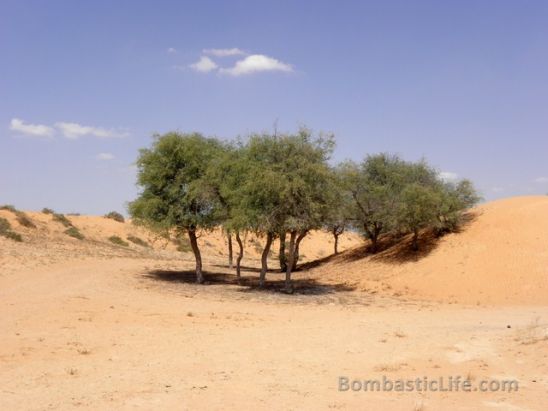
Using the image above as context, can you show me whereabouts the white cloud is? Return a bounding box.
[189,56,218,73]
[167,47,177,54]
[96,153,114,161]
[203,48,245,57]
[439,171,459,182]
[534,176,548,183]
[219,54,293,76]
[55,122,129,139]
[9,118,54,138]
[491,187,504,193]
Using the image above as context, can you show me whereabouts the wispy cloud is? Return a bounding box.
[189,56,218,73]
[439,171,459,182]
[203,48,245,57]
[167,47,177,54]
[534,176,548,183]
[55,122,129,139]
[9,118,54,138]
[219,54,293,76]
[96,153,115,161]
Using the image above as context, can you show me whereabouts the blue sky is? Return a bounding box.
[1,0,547,214]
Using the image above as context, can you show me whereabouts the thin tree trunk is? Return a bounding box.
[334,232,340,254]
[188,228,203,283]
[259,232,274,288]
[278,231,287,271]
[235,231,244,283]
[412,229,419,251]
[285,231,297,293]
[227,232,233,269]
[291,230,308,271]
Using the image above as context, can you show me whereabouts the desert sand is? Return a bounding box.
[1,196,547,410]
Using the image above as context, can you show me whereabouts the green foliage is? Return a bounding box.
[129,132,225,233]
[228,128,334,235]
[127,235,149,247]
[15,211,36,228]
[64,227,85,240]
[42,208,54,214]
[342,154,480,250]
[53,213,73,227]
[324,165,355,235]
[0,204,17,212]
[104,211,125,223]
[108,235,129,247]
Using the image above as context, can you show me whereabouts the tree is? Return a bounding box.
[207,142,250,283]
[342,154,408,252]
[394,161,479,250]
[396,184,440,250]
[128,132,224,283]
[434,179,481,234]
[232,129,334,291]
[324,166,355,254]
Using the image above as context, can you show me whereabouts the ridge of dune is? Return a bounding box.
[305,196,548,305]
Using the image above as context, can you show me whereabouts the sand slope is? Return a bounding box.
[303,196,548,305]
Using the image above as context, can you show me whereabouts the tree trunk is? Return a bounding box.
[412,229,419,251]
[227,232,233,269]
[366,223,382,253]
[188,228,203,283]
[235,231,244,283]
[259,232,274,288]
[285,231,297,293]
[278,231,287,271]
[291,230,308,271]
[332,226,344,255]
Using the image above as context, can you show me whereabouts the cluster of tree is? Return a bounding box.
[129,130,479,292]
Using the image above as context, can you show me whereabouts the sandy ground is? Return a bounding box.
[1,197,547,410]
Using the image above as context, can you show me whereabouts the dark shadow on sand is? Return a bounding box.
[144,269,355,296]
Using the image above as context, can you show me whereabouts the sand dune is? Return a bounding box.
[301,196,548,305]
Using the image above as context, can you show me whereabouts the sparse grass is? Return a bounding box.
[393,330,407,338]
[15,211,36,228]
[186,311,194,317]
[0,217,23,242]
[104,211,125,223]
[42,207,54,214]
[64,227,84,240]
[53,213,73,227]
[0,217,11,233]
[77,348,91,355]
[108,235,129,247]
[66,367,78,376]
[514,317,548,345]
[67,212,81,216]
[4,230,23,242]
[127,235,149,247]
[176,236,192,252]
[373,362,407,372]
[0,204,17,212]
